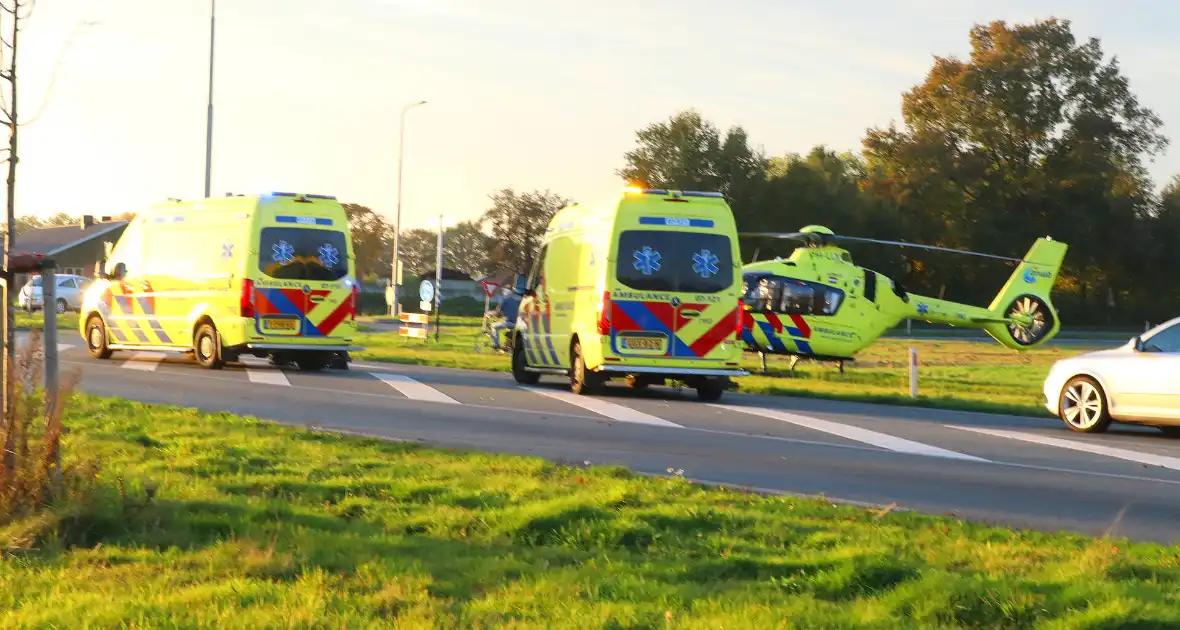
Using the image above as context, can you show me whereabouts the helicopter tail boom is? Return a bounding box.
[979,237,1069,350]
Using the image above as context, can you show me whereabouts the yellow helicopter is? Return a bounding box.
[737,225,1069,372]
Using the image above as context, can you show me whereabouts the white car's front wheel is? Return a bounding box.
[1059,376,1111,433]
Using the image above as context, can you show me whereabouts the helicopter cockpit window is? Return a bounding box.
[742,273,845,317]
[742,275,779,311]
[780,282,814,313]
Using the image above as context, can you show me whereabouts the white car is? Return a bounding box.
[17,274,91,314]
[1043,317,1180,434]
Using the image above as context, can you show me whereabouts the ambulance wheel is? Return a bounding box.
[512,338,539,385]
[295,352,330,372]
[569,341,603,396]
[85,315,112,360]
[696,379,725,402]
[194,323,224,370]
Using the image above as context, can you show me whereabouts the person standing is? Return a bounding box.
[491,286,520,351]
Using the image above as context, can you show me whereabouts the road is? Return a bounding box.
[32,334,1180,545]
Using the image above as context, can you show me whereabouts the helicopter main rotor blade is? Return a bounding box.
[738,232,808,240]
[832,235,1026,263]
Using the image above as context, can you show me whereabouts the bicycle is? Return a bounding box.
[474,311,514,355]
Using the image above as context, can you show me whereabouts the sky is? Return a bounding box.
[5,0,1179,230]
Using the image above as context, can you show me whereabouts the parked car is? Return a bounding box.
[1043,317,1180,434]
[18,274,91,314]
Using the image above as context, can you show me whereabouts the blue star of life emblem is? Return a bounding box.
[318,243,340,267]
[633,247,661,276]
[692,249,720,279]
[272,240,295,264]
[221,242,234,259]
[917,302,929,315]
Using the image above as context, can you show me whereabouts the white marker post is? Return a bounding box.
[908,347,918,398]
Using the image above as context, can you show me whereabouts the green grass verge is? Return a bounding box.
[12,310,78,332]
[352,323,1101,418]
[2,396,1178,627]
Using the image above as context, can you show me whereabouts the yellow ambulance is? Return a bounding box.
[512,187,748,400]
[80,192,362,371]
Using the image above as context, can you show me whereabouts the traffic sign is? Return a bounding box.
[419,300,432,312]
[418,280,434,303]
[482,282,499,297]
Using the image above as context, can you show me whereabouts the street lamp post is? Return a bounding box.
[203,0,215,198]
[390,99,427,317]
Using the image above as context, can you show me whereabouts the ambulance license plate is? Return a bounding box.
[263,318,298,331]
[622,337,662,350]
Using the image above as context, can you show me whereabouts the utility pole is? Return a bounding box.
[434,214,443,341]
[203,0,215,198]
[390,99,426,317]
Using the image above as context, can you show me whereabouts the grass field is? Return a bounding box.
[3,395,1179,627]
[352,316,1109,417]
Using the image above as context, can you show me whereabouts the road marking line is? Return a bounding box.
[522,387,683,428]
[372,373,459,404]
[951,426,1180,472]
[247,369,291,386]
[711,404,989,462]
[121,352,166,372]
[57,343,73,353]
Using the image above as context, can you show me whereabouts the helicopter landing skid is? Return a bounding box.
[753,349,853,375]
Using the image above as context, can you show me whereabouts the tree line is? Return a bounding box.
[351,18,1178,327]
[620,18,1179,327]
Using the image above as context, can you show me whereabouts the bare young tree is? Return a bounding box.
[0,0,32,472]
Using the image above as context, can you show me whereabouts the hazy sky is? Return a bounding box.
[6,0,1178,230]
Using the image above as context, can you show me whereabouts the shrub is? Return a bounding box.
[0,328,90,525]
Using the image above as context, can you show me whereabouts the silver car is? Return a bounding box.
[18,274,91,314]
[1042,317,1180,434]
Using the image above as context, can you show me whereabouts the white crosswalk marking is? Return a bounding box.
[372,373,459,404]
[952,426,1180,472]
[712,404,989,462]
[523,387,682,428]
[247,369,291,386]
[122,352,166,372]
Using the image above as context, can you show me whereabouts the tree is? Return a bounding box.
[752,147,902,270]
[342,203,392,281]
[480,188,568,274]
[861,18,1167,314]
[397,228,438,277]
[443,220,491,278]
[618,109,768,229]
[0,0,30,481]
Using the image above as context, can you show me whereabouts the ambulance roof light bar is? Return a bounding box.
[267,192,338,201]
[622,187,723,198]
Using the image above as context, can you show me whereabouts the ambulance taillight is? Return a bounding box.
[597,291,611,335]
[240,279,256,318]
[350,284,359,321]
[734,299,744,338]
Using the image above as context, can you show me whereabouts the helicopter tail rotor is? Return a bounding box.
[980,237,1069,350]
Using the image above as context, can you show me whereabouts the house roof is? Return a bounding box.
[12,221,128,257]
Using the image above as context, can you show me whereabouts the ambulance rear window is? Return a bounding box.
[616,230,733,293]
[259,227,348,281]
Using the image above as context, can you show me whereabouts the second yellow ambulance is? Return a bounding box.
[513,188,747,400]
